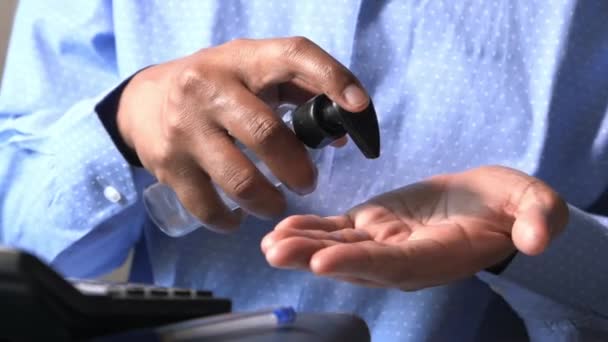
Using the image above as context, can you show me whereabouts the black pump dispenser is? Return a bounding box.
[291,94,381,159]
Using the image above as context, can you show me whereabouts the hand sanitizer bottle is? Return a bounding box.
[143,94,380,237]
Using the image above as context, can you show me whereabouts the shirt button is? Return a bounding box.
[103,186,122,203]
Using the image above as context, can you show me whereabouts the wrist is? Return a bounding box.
[116,64,166,152]
[95,67,153,167]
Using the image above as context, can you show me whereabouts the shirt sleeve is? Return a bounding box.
[0,0,151,278]
[478,204,608,336]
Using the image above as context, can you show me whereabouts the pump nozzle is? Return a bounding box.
[291,94,380,159]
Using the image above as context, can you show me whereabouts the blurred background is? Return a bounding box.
[0,0,131,281]
[0,0,17,81]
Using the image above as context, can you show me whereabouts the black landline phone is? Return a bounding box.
[0,246,231,341]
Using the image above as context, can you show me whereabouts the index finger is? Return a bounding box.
[218,86,318,196]
[235,37,370,113]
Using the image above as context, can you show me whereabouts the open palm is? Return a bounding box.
[261,166,568,290]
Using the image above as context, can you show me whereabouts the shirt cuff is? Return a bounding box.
[10,87,152,276]
[43,96,139,248]
[483,204,608,317]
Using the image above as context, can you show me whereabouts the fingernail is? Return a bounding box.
[342,84,369,109]
[261,235,275,252]
[291,163,318,195]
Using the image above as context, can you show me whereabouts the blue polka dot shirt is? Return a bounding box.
[2,1,608,341]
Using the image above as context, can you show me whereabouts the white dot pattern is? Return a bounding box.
[1,0,608,340]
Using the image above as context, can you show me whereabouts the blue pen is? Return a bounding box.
[157,307,297,340]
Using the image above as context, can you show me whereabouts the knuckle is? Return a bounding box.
[246,116,284,147]
[175,67,205,94]
[317,63,341,83]
[172,164,195,181]
[163,110,190,139]
[150,143,177,170]
[223,167,259,200]
[154,169,172,185]
[282,36,314,59]
[316,63,352,97]
[520,179,550,205]
[170,66,220,105]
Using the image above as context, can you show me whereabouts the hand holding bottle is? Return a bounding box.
[116,37,370,232]
[144,94,380,237]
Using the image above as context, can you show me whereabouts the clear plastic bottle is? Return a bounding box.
[143,105,315,237]
[143,94,380,238]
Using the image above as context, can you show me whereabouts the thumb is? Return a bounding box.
[511,204,552,255]
[511,182,569,255]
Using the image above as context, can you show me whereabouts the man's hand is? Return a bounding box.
[261,166,569,290]
[116,37,369,232]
